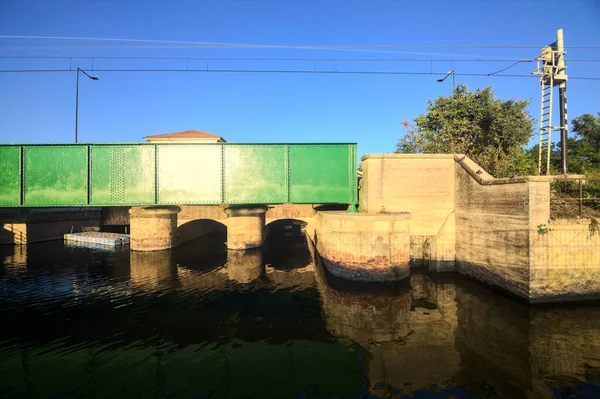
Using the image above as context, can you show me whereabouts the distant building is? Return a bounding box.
[143,130,226,143]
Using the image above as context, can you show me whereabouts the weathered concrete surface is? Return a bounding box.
[530,220,600,302]
[0,208,101,245]
[308,211,411,282]
[225,206,268,250]
[452,156,600,302]
[177,205,228,245]
[101,207,130,226]
[454,160,534,299]
[360,154,456,272]
[176,204,315,245]
[361,153,599,302]
[129,206,180,251]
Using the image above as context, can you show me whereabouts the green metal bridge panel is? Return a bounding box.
[0,147,21,206]
[91,146,156,205]
[289,145,356,204]
[0,143,357,207]
[224,145,287,204]
[24,146,88,206]
[157,145,222,204]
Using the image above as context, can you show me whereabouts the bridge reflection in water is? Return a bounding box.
[1,228,600,398]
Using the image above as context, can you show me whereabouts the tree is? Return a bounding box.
[396,84,535,177]
[565,112,600,175]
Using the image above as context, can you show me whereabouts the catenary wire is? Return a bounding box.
[0,68,597,80]
[1,35,599,49]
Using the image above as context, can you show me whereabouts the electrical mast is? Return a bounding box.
[532,29,568,175]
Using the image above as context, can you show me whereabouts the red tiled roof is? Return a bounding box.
[143,130,223,140]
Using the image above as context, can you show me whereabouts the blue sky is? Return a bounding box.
[0,0,599,157]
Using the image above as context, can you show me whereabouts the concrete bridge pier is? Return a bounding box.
[129,206,181,251]
[225,206,268,250]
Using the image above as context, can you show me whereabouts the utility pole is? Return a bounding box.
[556,30,568,174]
[532,29,568,175]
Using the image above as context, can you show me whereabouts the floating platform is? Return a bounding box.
[64,232,130,247]
[64,240,129,252]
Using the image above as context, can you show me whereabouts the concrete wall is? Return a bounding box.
[453,158,548,299]
[0,208,101,245]
[361,154,456,271]
[530,220,600,302]
[308,211,411,282]
[360,153,599,302]
[102,207,130,225]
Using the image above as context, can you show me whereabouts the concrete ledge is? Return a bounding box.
[453,154,584,185]
[225,206,269,217]
[129,206,181,218]
[29,207,102,213]
[361,154,456,160]
[309,211,411,282]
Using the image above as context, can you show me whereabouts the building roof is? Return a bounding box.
[143,130,225,141]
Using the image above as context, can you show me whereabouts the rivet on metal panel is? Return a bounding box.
[221,144,225,204]
[20,146,24,206]
[154,144,159,204]
[110,147,125,203]
[87,145,91,205]
[285,144,290,203]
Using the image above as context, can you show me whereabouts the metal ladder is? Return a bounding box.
[538,74,554,175]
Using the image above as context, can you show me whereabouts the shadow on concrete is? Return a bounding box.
[264,219,311,270]
[177,218,227,246]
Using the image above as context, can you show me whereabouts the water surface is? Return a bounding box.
[1,230,599,399]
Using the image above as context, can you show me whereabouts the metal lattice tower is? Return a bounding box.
[531,29,568,175]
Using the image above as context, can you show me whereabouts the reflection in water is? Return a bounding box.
[313,248,459,397]
[0,232,599,398]
[130,250,177,289]
[226,248,264,284]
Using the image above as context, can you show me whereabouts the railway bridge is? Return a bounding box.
[0,143,357,250]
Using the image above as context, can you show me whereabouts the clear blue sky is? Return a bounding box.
[0,0,599,157]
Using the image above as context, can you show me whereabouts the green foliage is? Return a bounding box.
[590,218,600,238]
[566,113,600,175]
[526,112,600,176]
[537,223,553,235]
[396,84,534,177]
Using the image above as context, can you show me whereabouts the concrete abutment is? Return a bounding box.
[357,153,600,302]
[307,211,411,282]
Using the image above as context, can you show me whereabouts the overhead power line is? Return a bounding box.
[1,56,598,64]
[1,35,599,49]
[1,55,536,62]
[0,45,528,59]
[0,68,598,80]
[487,60,526,75]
